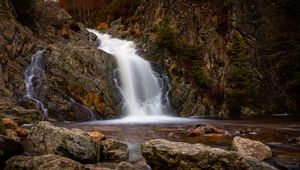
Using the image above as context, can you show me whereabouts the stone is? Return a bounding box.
[100,139,128,162]
[87,131,106,143]
[2,117,29,138]
[1,118,18,130]
[115,161,136,170]
[141,139,277,170]
[187,124,226,136]
[0,134,24,165]
[31,121,100,163]
[4,154,84,170]
[4,129,20,142]
[84,163,115,170]
[232,136,272,161]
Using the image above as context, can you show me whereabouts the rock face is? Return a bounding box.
[0,0,120,122]
[128,0,300,117]
[141,139,277,170]
[100,139,129,162]
[232,136,272,161]
[31,121,99,163]
[4,154,84,170]
[0,135,24,166]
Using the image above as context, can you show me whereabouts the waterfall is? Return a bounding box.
[24,49,48,117]
[88,29,171,117]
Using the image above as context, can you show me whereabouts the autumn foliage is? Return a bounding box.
[58,0,140,27]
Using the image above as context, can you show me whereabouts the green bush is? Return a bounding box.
[226,31,256,117]
[155,16,177,51]
[155,16,210,89]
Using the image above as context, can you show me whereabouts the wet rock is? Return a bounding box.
[187,124,226,136]
[31,121,100,163]
[116,161,136,170]
[100,139,129,162]
[89,32,97,41]
[141,139,277,170]
[0,134,24,166]
[87,131,106,143]
[232,136,272,161]
[4,154,84,170]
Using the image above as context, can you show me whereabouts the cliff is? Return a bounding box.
[125,0,300,117]
[0,0,120,122]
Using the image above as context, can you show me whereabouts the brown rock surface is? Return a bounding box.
[232,136,272,161]
[87,131,106,143]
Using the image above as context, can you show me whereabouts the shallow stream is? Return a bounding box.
[61,116,300,169]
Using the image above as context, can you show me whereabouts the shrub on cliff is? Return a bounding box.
[155,16,177,51]
[155,16,210,88]
[226,31,258,118]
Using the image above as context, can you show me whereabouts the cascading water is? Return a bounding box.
[24,49,48,117]
[88,29,171,118]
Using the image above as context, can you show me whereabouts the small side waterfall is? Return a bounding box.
[88,29,171,118]
[24,49,48,117]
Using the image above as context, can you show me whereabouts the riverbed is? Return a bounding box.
[60,116,300,169]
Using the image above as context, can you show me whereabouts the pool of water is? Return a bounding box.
[61,116,300,169]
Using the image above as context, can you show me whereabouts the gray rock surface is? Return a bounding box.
[31,121,99,163]
[141,139,277,170]
[4,154,84,170]
[100,139,129,162]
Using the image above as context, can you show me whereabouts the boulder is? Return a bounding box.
[4,154,84,170]
[116,161,136,170]
[232,136,272,161]
[100,139,128,162]
[4,129,20,142]
[31,121,99,163]
[115,161,136,170]
[2,118,28,138]
[84,163,115,170]
[0,135,24,166]
[141,139,277,170]
[87,131,106,143]
[187,124,226,136]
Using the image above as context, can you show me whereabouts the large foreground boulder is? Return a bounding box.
[31,121,99,163]
[232,136,272,161]
[141,139,277,170]
[4,154,84,170]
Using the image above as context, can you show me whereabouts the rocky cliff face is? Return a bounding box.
[0,0,120,122]
[126,0,300,117]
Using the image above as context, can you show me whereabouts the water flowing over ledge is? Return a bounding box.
[88,29,172,119]
[24,49,48,117]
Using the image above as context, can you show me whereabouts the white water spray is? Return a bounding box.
[88,29,171,118]
[24,49,48,117]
